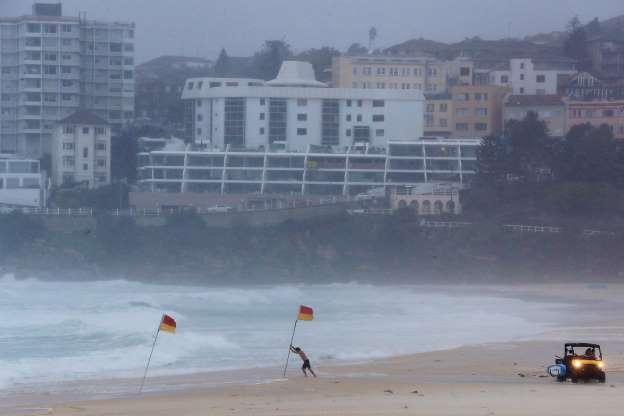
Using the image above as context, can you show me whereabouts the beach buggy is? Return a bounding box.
[547,343,606,383]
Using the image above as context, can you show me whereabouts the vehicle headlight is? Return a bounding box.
[597,362,605,369]
[573,360,583,369]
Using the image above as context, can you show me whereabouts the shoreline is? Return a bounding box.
[4,283,624,415]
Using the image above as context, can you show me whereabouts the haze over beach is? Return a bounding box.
[2,0,624,414]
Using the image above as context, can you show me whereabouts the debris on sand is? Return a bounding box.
[517,373,526,378]
[411,390,419,394]
[384,389,394,394]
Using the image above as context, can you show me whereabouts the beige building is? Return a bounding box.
[331,55,473,94]
[450,85,509,138]
[51,111,111,188]
[424,94,454,137]
[566,99,624,139]
[503,95,567,137]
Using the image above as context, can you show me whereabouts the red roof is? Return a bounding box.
[60,110,108,126]
[505,95,564,107]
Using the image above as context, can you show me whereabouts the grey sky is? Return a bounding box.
[3,0,623,64]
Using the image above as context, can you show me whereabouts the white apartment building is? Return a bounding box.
[0,3,134,157]
[0,155,43,207]
[488,58,576,95]
[181,61,425,152]
[51,110,111,188]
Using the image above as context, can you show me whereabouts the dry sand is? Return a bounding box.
[6,284,624,415]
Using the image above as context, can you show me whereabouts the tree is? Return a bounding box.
[586,17,602,37]
[556,123,617,183]
[563,16,590,69]
[347,43,369,55]
[213,48,230,77]
[112,124,166,183]
[250,40,292,80]
[506,111,551,181]
[295,47,340,82]
[368,27,378,52]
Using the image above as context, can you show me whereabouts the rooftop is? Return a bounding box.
[266,61,327,88]
[505,94,565,107]
[60,110,109,126]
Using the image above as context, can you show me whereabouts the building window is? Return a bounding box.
[62,156,75,168]
[83,163,88,171]
[501,75,509,83]
[376,67,386,75]
[260,98,266,105]
[372,115,385,122]
[297,113,307,121]
[454,93,469,101]
[97,159,106,168]
[460,67,470,76]
[96,142,106,151]
[269,98,287,143]
[519,87,525,94]
[197,128,202,135]
[356,114,362,122]
[520,74,525,80]
[346,114,352,122]
[439,118,448,127]
[475,108,488,116]
[259,127,265,135]
[439,103,448,112]
[63,127,75,134]
[357,100,363,107]
[82,127,90,134]
[455,123,469,131]
[321,99,340,146]
[62,142,74,150]
[536,75,546,83]
[224,97,246,146]
[536,89,546,95]
[475,123,488,131]
[455,108,469,117]
[375,129,385,137]
[346,129,351,137]
[62,24,72,32]
[297,128,307,136]
[346,100,352,107]
[426,104,435,112]
[353,126,371,142]
[297,99,308,106]
[95,127,106,137]
[83,148,89,158]
[372,100,385,107]
[197,114,203,122]
[520,62,525,69]
[259,112,265,120]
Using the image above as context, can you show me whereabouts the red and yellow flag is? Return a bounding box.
[159,314,177,333]
[298,305,314,321]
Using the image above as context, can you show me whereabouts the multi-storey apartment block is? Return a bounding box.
[485,58,576,95]
[424,94,454,137]
[450,84,509,138]
[331,55,473,93]
[0,3,134,157]
[137,139,480,196]
[51,110,111,188]
[0,155,43,207]
[182,61,425,152]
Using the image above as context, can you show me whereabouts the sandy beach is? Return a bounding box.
[6,284,624,415]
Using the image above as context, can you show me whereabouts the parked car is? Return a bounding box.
[0,206,16,214]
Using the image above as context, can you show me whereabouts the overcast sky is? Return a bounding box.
[3,0,623,64]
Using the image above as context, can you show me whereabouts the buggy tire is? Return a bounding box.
[556,375,566,382]
[598,374,606,383]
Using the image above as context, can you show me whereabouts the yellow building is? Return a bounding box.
[449,85,510,138]
[424,94,454,137]
[332,55,473,94]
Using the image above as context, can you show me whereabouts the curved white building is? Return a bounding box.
[181,61,425,152]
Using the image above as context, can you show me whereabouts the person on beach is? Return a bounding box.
[290,345,317,377]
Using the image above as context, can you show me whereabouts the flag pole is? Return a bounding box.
[283,318,298,377]
[139,317,162,394]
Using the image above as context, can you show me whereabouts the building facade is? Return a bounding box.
[503,95,567,138]
[450,84,509,138]
[566,99,624,139]
[0,155,43,206]
[488,58,576,95]
[565,71,624,100]
[424,94,453,137]
[0,3,134,157]
[51,110,111,188]
[587,37,624,79]
[331,55,473,93]
[137,139,480,196]
[182,61,425,152]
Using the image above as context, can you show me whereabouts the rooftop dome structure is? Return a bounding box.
[266,61,327,88]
